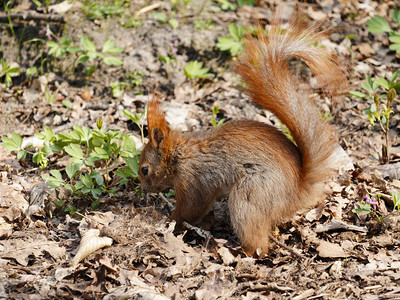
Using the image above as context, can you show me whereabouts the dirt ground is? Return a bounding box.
[1,0,400,299]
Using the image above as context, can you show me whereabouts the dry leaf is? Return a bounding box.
[317,241,346,258]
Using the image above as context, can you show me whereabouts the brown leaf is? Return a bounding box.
[317,241,346,258]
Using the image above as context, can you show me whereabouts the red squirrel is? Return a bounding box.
[138,18,346,254]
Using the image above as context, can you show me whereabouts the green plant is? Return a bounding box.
[26,66,38,85]
[82,0,127,20]
[123,108,146,143]
[184,60,213,82]
[1,118,141,204]
[149,12,179,29]
[78,37,124,66]
[211,0,236,12]
[0,59,21,88]
[47,36,81,58]
[216,23,245,56]
[211,105,225,127]
[5,0,15,35]
[367,9,400,53]
[353,192,400,223]
[46,36,124,77]
[110,70,143,98]
[123,17,141,28]
[322,110,335,122]
[158,41,178,83]
[237,0,255,7]
[194,18,214,30]
[45,89,57,103]
[350,74,400,163]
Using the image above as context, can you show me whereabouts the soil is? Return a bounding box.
[1,0,400,299]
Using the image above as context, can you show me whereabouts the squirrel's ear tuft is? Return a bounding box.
[147,95,170,149]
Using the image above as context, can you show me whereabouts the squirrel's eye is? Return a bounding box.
[141,166,149,176]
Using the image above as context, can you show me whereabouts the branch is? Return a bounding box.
[0,12,65,23]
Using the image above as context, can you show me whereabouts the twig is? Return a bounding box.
[0,12,65,23]
[158,192,174,210]
[135,3,162,17]
[269,234,306,259]
[240,281,293,292]
[19,167,40,175]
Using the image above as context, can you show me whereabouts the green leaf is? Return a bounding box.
[102,40,124,54]
[94,147,110,159]
[91,188,102,199]
[64,144,84,159]
[2,133,23,152]
[103,56,124,66]
[91,171,103,185]
[237,0,255,7]
[77,54,90,63]
[62,99,73,109]
[42,170,64,188]
[122,134,136,153]
[50,170,62,180]
[393,8,400,26]
[389,34,400,44]
[81,173,93,188]
[73,125,92,143]
[17,150,27,160]
[184,61,213,80]
[66,162,81,179]
[80,36,96,52]
[352,208,371,214]
[216,37,243,56]
[389,43,400,53]
[228,23,244,41]
[390,70,400,83]
[389,33,400,53]
[124,156,139,178]
[392,192,400,210]
[349,91,368,98]
[361,76,375,92]
[375,77,389,90]
[366,15,391,33]
[26,66,37,77]
[102,40,116,53]
[67,46,83,54]
[362,107,371,115]
[149,12,167,23]
[169,18,179,29]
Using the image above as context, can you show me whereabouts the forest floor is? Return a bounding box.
[1,0,400,299]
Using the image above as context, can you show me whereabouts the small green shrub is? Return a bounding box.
[216,23,245,56]
[82,0,127,20]
[353,192,400,224]
[367,9,400,53]
[184,61,213,82]
[2,116,143,204]
[350,74,399,163]
[211,105,225,127]
[0,59,21,88]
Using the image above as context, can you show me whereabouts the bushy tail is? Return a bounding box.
[236,18,347,191]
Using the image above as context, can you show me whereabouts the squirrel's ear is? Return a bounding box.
[147,96,170,149]
[150,127,165,149]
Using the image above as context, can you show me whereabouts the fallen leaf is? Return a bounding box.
[317,241,346,258]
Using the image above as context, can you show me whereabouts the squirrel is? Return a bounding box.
[138,17,346,255]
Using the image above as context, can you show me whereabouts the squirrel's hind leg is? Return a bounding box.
[228,174,286,255]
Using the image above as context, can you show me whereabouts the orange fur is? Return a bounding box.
[138,17,347,255]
